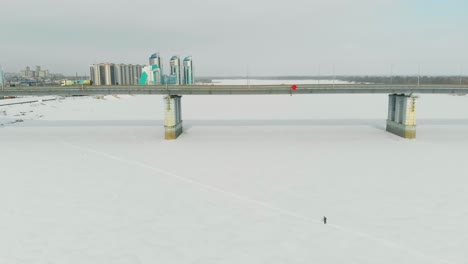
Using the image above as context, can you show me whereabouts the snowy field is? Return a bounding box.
[1,80,468,264]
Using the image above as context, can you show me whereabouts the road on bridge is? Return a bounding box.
[1,84,468,97]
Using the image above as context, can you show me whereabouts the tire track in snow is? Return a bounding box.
[61,140,456,264]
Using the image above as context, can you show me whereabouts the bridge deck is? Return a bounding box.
[1,84,468,96]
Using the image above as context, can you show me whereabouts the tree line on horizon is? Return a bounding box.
[338,76,468,85]
[202,76,468,85]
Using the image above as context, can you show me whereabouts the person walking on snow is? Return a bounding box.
[323,216,327,224]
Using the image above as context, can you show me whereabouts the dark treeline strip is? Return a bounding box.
[338,76,468,85]
[203,76,468,85]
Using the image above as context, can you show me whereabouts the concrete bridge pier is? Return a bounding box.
[386,94,416,139]
[164,95,183,140]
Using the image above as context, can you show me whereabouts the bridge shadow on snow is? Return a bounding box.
[4,119,468,131]
[184,119,386,132]
[2,119,385,129]
[184,119,468,131]
[1,119,161,128]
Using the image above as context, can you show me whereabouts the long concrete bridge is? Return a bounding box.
[2,84,468,139]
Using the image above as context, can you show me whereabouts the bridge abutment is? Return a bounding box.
[164,95,183,140]
[386,94,416,139]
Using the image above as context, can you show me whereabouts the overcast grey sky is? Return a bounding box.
[1,0,467,76]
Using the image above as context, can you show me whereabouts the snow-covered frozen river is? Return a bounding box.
[1,80,467,263]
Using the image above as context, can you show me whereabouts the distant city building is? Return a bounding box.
[90,63,143,85]
[20,65,49,78]
[20,66,31,77]
[138,69,167,85]
[167,74,178,85]
[38,70,49,78]
[162,74,169,85]
[149,53,163,85]
[183,56,194,85]
[139,53,194,86]
[139,66,151,85]
[169,56,181,85]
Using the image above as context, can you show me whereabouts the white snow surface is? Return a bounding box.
[1,80,468,264]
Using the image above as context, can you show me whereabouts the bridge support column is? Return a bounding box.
[164,95,183,140]
[386,94,416,139]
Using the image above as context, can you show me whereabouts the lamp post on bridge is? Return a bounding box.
[317,64,321,85]
[333,64,336,88]
[460,65,463,86]
[417,64,421,87]
[246,64,250,88]
[0,65,5,91]
[390,64,394,85]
